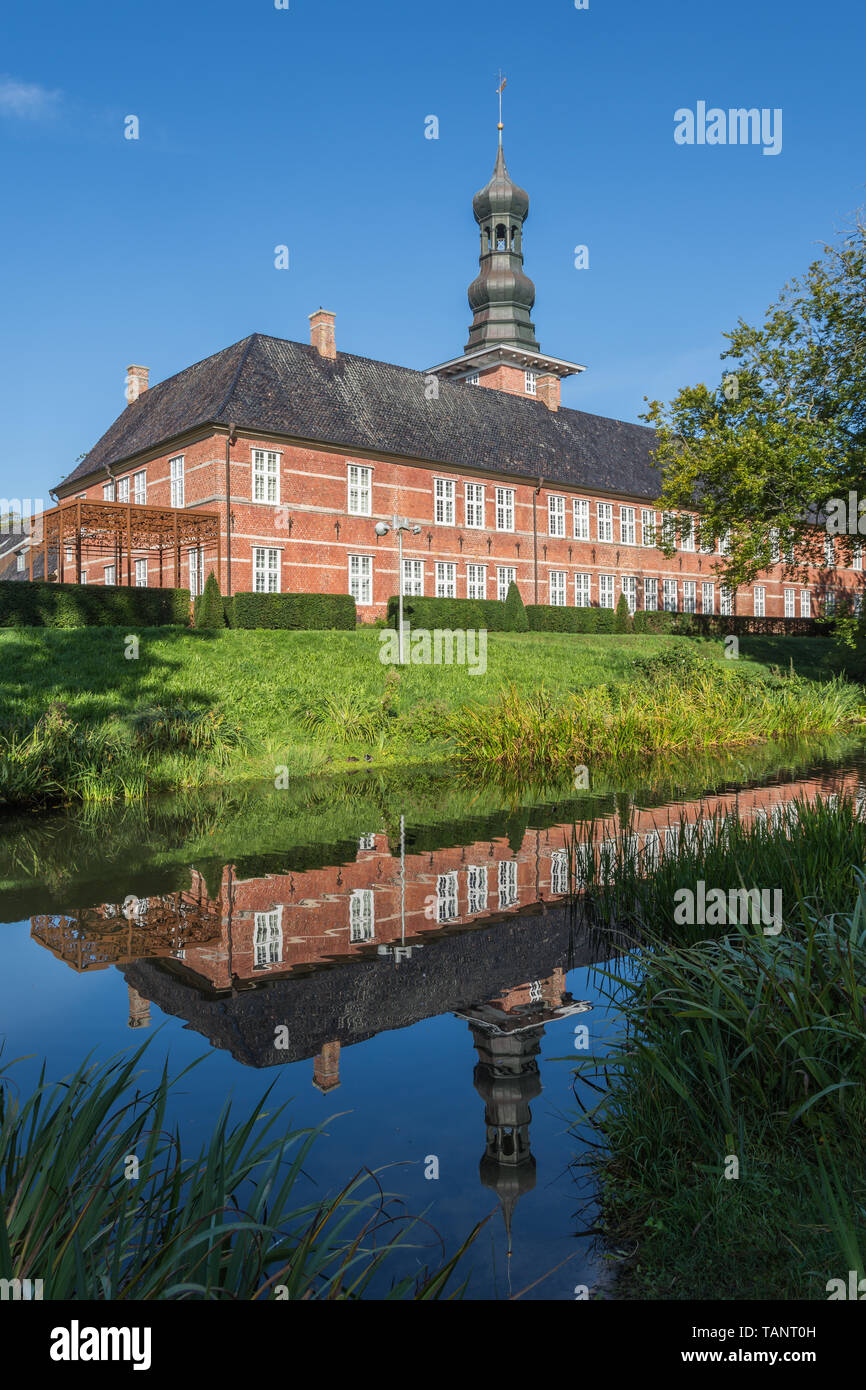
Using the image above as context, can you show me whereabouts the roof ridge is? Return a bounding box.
[213,333,260,421]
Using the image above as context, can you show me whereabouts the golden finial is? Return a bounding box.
[497,72,507,144]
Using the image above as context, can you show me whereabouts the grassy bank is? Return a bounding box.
[572,798,866,1299]
[0,626,855,809]
[0,1040,474,1299]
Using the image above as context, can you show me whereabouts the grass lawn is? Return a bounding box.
[0,626,852,805]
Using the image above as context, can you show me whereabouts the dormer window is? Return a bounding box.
[16,551,25,572]
[495,224,507,251]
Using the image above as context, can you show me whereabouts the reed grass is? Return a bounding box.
[0,1041,475,1300]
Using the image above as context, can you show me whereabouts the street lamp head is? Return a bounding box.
[374,521,390,537]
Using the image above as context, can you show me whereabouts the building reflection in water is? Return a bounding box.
[25,766,860,1257]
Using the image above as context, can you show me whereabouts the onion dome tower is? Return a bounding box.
[465,144,539,354]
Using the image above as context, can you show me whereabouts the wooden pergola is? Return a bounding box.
[29,497,221,586]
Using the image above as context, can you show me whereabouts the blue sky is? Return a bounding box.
[1,0,864,503]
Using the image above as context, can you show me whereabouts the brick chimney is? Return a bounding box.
[309,309,337,360]
[536,373,561,411]
[126,364,149,404]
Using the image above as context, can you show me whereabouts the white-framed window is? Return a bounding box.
[135,558,148,588]
[169,456,184,508]
[800,589,810,618]
[254,909,283,966]
[253,547,280,594]
[434,477,456,525]
[437,871,459,923]
[348,553,372,606]
[102,480,116,502]
[117,476,130,504]
[682,580,696,613]
[80,572,88,583]
[347,463,372,516]
[599,574,615,608]
[402,558,424,596]
[679,515,695,551]
[550,850,569,896]
[753,586,766,617]
[575,573,591,607]
[825,590,837,615]
[854,544,863,572]
[622,576,637,614]
[525,370,537,395]
[662,578,678,612]
[133,470,147,505]
[548,495,566,537]
[549,571,567,606]
[699,525,715,555]
[719,529,731,557]
[661,512,677,549]
[620,506,636,546]
[65,544,74,565]
[497,566,516,602]
[253,449,280,505]
[435,561,457,597]
[495,487,514,532]
[640,509,656,547]
[702,581,715,614]
[643,577,658,611]
[784,587,795,617]
[597,502,613,543]
[465,482,485,529]
[189,547,205,598]
[16,551,25,572]
[104,564,116,586]
[467,865,488,914]
[466,371,480,385]
[770,527,781,563]
[498,859,518,908]
[349,889,375,943]
[855,591,863,617]
[825,535,835,567]
[720,584,733,616]
[573,498,591,540]
[467,563,487,600]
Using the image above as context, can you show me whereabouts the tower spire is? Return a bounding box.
[497,73,506,146]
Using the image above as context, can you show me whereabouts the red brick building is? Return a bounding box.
[6,135,860,618]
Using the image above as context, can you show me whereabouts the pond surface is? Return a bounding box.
[1,735,864,1299]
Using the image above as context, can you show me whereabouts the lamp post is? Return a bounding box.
[374,515,421,664]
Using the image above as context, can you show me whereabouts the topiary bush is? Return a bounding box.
[614,593,633,633]
[194,572,226,629]
[231,592,356,630]
[0,580,190,628]
[503,580,529,632]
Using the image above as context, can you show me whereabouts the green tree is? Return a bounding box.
[194,572,225,629]
[644,215,866,590]
[504,580,529,632]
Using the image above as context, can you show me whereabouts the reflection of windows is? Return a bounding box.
[467,865,488,914]
[349,889,375,943]
[529,979,543,1002]
[358,833,377,851]
[254,908,283,966]
[550,850,569,896]
[16,552,25,572]
[643,831,660,870]
[498,859,518,908]
[436,872,459,922]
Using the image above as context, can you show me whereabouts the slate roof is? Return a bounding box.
[57,334,662,500]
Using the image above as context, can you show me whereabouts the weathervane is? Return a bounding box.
[497,72,507,144]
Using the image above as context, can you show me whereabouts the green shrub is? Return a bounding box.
[632,610,677,634]
[594,607,616,633]
[614,593,633,633]
[385,596,511,631]
[526,605,599,633]
[231,592,356,630]
[0,580,190,628]
[194,572,225,629]
[504,580,529,632]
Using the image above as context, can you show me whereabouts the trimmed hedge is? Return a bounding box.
[526,604,616,634]
[0,580,190,628]
[386,595,515,631]
[230,591,356,630]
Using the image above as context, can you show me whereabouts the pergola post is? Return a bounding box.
[173,513,180,587]
[126,504,133,587]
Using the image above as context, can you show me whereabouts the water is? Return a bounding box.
[2,735,864,1300]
